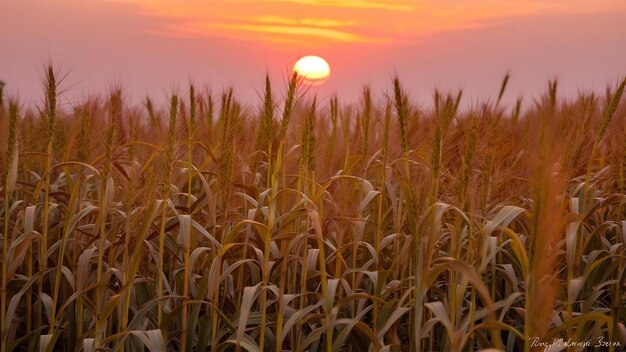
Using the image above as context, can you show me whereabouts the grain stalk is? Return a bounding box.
[181,84,196,352]
[373,100,389,332]
[325,95,339,169]
[212,92,237,349]
[254,74,275,180]
[145,97,160,132]
[496,73,510,107]
[524,114,566,351]
[275,74,299,351]
[207,91,214,130]
[157,94,178,327]
[393,77,410,179]
[299,98,317,180]
[1,100,19,352]
[576,77,625,349]
[94,90,120,346]
[77,104,92,163]
[361,87,372,173]
[0,81,5,111]
[278,72,299,143]
[35,65,57,345]
[376,102,391,255]
[583,77,625,203]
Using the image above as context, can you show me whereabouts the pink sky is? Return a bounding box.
[1,0,625,109]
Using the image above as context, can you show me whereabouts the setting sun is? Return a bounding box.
[293,55,330,84]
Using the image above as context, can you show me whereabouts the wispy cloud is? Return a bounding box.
[181,22,388,43]
[256,16,357,28]
[238,0,415,12]
[300,18,357,27]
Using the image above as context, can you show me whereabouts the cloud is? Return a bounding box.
[239,0,415,12]
[256,16,357,28]
[106,0,626,47]
[187,22,388,43]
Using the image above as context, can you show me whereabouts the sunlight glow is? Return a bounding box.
[293,55,331,84]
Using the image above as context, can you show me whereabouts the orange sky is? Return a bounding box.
[2,0,625,107]
[115,0,621,45]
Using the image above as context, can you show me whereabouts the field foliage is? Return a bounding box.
[0,68,625,351]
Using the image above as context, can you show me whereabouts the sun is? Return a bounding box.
[293,55,330,84]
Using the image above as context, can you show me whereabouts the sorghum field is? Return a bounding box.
[1,67,625,351]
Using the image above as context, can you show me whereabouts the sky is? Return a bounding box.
[1,0,625,109]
